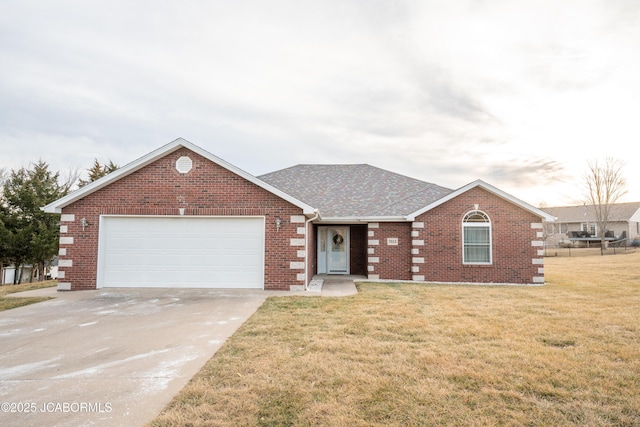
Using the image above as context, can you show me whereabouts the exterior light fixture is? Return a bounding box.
[81,218,89,231]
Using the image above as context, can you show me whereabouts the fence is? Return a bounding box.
[544,244,638,257]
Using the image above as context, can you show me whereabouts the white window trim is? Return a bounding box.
[462,210,493,265]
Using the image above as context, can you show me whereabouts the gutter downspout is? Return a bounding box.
[304,209,320,290]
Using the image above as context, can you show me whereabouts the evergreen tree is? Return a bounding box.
[0,161,70,282]
[77,159,119,187]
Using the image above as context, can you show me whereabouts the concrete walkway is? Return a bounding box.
[308,275,364,297]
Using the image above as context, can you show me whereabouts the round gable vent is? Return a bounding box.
[176,156,193,174]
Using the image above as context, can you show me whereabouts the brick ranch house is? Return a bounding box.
[43,138,555,291]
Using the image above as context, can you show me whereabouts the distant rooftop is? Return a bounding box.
[259,164,453,218]
[543,202,640,222]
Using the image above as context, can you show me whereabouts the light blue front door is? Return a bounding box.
[317,226,349,274]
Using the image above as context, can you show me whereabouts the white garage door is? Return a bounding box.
[98,216,264,289]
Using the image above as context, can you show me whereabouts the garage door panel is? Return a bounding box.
[99,216,265,289]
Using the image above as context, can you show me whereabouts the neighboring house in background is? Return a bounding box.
[542,202,640,248]
[1,265,34,284]
[1,262,58,284]
[1,266,17,284]
[42,138,554,291]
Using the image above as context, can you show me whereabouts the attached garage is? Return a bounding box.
[97,216,265,289]
[42,139,317,291]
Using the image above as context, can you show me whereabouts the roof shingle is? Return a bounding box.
[259,164,453,218]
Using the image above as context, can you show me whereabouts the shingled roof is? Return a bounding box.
[543,202,640,222]
[259,164,454,218]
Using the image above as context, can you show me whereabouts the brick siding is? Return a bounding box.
[367,222,413,281]
[58,147,305,290]
[412,187,542,284]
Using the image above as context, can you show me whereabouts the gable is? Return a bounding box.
[407,180,555,222]
[65,147,307,214]
[43,138,315,214]
[415,186,540,221]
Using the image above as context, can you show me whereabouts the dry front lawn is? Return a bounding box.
[0,280,56,311]
[152,252,640,426]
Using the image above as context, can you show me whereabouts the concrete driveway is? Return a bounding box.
[0,287,270,427]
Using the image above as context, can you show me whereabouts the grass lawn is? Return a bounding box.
[0,280,56,311]
[152,252,640,426]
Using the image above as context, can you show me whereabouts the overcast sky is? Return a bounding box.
[1,0,639,207]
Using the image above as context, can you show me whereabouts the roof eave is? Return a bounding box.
[42,138,316,215]
[406,179,556,222]
[314,215,407,224]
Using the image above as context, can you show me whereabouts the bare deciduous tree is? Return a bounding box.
[584,157,627,254]
[61,166,81,194]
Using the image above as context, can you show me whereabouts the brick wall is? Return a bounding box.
[367,222,413,281]
[57,147,305,291]
[412,187,544,284]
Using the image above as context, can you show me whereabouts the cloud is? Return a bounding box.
[481,158,569,186]
[1,0,639,206]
